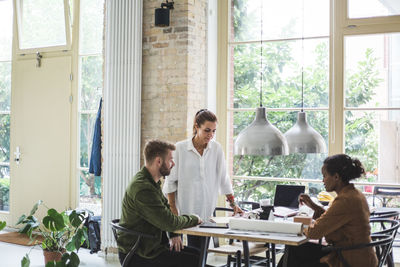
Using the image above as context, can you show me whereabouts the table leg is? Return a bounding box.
[242,240,250,267]
[271,243,276,267]
[198,236,210,267]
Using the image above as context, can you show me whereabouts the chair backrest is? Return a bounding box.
[110,219,156,267]
[370,210,400,220]
[370,218,400,238]
[322,234,393,267]
[374,187,400,196]
[238,201,260,211]
[273,184,305,208]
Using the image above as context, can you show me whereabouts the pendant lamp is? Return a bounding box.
[283,1,326,154]
[234,0,289,156]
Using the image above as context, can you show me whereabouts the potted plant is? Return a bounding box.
[16,200,87,267]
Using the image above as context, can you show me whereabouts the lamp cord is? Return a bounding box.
[259,0,263,108]
[301,0,304,112]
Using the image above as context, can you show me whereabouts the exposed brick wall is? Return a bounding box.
[142,0,207,158]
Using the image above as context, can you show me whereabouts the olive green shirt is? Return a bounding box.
[117,167,199,259]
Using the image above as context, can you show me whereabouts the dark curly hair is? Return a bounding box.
[323,154,365,183]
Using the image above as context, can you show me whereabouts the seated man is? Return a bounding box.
[118,139,202,267]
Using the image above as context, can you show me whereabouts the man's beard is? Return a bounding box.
[159,162,171,177]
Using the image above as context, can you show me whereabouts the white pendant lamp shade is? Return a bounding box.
[234,107,289,156]
[284,112,327,154]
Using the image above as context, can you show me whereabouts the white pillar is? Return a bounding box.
[102,0,143,250]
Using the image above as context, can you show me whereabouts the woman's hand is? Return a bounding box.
[299,194,317,209]
[169,236,183,252]
[233,205,244,216]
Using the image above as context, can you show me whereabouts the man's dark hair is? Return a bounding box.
[143,139,175,164]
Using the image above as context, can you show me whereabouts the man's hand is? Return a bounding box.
[169,236,183,252]
[170,206,179,216]
[233,205,243,216]
[194,214,203,224]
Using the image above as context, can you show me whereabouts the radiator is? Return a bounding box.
[102,0,143,250]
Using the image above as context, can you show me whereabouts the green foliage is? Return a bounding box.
[17,201,87,267]
[0,220,6,231]
[0,177,10,209]
[232,0,381,201]
[45,251,80,267]
[21,254,30,267]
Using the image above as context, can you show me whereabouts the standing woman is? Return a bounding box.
[163,109,242,249]
[278,154,377,267]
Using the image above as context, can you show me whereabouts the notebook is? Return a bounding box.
[273,185,306,217]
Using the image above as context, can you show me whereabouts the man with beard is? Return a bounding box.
[117,139,202,267]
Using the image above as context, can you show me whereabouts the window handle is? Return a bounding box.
[14,146,21,165]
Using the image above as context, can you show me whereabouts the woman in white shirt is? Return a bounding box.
[163,109,242,250]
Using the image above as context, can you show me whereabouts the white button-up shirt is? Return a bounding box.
[163,138,233,220]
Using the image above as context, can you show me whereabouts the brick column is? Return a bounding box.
[142,0,207,154]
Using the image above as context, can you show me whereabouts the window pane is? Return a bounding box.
[232,0,329,42]
[79,56,103,110]
[19,0,66,49]
[79,169,101,215]
[0,115,10,163]
[345,33,400,108]
[233,180,326,203]
[344,110,400,183]
[0,166,10,211]
[231,39,329,109]
[79,0,104,55]
[348,0,400,18]
[80,114,96,168]
[231,110,328,178]
[0,62,12,111]
[0,0,13,61]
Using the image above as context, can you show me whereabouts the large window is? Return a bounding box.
[0,0,13,212]
[78,0,104,215]
[225,0,400,202]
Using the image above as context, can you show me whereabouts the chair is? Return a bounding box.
[372,186,400,207]
[370,210,400,220]
[208,206,270,267]
[110,219,156,267]
[370,218,400,267]
[322,234,393,267]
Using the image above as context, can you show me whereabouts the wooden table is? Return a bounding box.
[175,226,308,267]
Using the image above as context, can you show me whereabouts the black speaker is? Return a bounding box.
[155,8,170,27]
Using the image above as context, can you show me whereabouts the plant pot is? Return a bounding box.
[43,249,65,265]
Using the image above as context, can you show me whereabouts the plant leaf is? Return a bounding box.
[16,214,26,225]
[65,240,75,252]
[69,210,84,228]
[45,261,56,267]
[0,221,6,231]
[21,254,30,267]
[29,200,42,216]
[43,209,65,231]
[68,252,80,267]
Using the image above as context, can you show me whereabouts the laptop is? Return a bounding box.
[273,185,305,217]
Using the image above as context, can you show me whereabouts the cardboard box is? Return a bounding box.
[293,216,312,225]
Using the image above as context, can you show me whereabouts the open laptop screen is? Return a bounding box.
[273,185,305,208]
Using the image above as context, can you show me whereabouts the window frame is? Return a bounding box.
[217,0,400,187]
[14,0,72,54]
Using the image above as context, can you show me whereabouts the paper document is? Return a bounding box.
[274,206,299,217]
[229,218,303,235]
